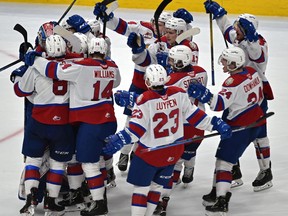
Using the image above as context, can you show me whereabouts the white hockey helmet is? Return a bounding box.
[144,64,168,88]
[159,12,172,23]
[88,37,107,55]
[237,13,258,30]
[165,17,187,35]
[169,45,192,69]
[86,19,101,36]
[45,35,66,57]
[72,32,88,54]
[218,47,245,71]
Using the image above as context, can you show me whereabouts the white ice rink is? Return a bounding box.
[0,2,288,215]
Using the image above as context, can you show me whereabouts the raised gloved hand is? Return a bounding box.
[19,42,33,62]
[188,82,213,103]
[67,14,91,33]
[10,65,29,83]
[114,90,138,108]
[238,18,259,42]
[156,51,169,68]
[93,3,114,22]
[211,116,232,140]
[24,51,43,66]
[204,1,227,20]
[173,8,193,23]
[103,130,132,155]
[127,32,145,54]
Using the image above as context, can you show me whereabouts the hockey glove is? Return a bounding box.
[19,42,33,62]
[204,1,227,20]
[103,130,132,155]
[67,14,91,34]
[24,51,43,66]
[238,18,259,42]
[93,3,114,22]
[156,51,169,69]
[211,117,232,140]
[188,82,213,104]
[114,90,138,108]
[10,65,29,83]
[173,8,193,23]
[127,32,145,54]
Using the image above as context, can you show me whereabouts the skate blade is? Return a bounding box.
[183,183,190,188]
[106,180,117,189]
[65,203,86,212]
[205,210,227,216]
[20,205,36,216]
[44,210,65,216]
[231,179,243,188]
[253,181,273,192]
[202,200,216,207]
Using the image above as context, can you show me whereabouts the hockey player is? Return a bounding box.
[113,46,206,216]
[204,0,274,191]
[103,64,231,216]
[15,35,75,216]
[93,5,195,172]
[188,47,266,215]
[25,37,121,216]
[154,45,207,215]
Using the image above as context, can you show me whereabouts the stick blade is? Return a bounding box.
[176,27,200,44]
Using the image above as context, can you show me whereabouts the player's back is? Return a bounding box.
[221,67,264,126]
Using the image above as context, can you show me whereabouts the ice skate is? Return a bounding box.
[202,187,216,207]
[44,193,65,216]
[153,196,169,216]
[106,167,116,189]
[58,187,86,212]
[252,168,273,192]
[20,187,38,216]
[80,199,108,216]
[231,164,243,188]
[182,167,194,188]
[117,153,129,172]
[205,192,231,216]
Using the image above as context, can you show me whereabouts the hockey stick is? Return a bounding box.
[154,0,172,42]
[96,0,117,20]
[0,24,29,72]
[58,0,77,24]
[176,27,200,44]
[0,59,22,72]
[101,0,118,38]
[208,0,215,86]
[141,112,275,153]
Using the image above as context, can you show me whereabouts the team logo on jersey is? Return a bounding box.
[188,71,195,77]
[100,64,108,69]
[161,94,168,100]
[225,77,234,86]
[167,157,175,162]
[53,116,61,121]
[105,112,111,118]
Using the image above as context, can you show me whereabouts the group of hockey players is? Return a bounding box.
[9,0,274,216]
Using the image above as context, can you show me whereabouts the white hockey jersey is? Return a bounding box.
[210,67,264,127]
[33,57,121,124]
[14,65,69,125]
[127,86,214,167]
